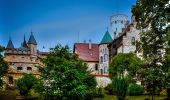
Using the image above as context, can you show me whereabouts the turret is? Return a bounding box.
[6,37,14,49]
[28,32,37,55]
[22,35,28,48]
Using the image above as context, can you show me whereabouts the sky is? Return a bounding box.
[0,0,136,51]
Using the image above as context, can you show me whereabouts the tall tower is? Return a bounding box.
[28,32,37,55]
[110,14,129,39]
[99,30,113,74]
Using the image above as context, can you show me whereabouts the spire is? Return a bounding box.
[22,34,28,48]
[100,30,113,44]
[6,36,14,49]
[28,31,37,45]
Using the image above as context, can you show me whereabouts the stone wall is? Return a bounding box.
[96,76,111,87]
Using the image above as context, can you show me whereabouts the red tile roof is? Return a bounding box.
[39,52,50,55]
[74,43,99,62]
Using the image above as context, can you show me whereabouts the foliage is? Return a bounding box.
[0,45,8,87]
[16,74,40,97]
[132,0,170,99]
[105,84,114,95]
[112,76,128,100]
[128,83,144,96]
[38,44,96,100]
[109,53,144,80]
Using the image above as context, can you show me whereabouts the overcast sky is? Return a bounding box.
[0,0,136,51]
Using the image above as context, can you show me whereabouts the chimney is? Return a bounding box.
[89,40,92,50]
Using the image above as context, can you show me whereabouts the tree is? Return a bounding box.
[109,53,144,80]
[38,44,96,100]
[0,45,8,87]
[16,74,40,97]
[132,0,170,99]
[112,76,128,100]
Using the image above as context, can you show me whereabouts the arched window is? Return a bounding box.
[131,37,136,45]
[100,56,103,63]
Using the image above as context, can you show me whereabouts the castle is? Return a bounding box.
[4,32,48,86]
[74,15,140,75]
[3,14,140,87]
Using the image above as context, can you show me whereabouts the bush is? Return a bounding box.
[16,74,39,97]
[93,87,105,98]
[112,76,128,100]
[128,83,144,96]
[105,84,115,95]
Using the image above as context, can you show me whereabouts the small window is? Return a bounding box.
[9,76,13,84]
[131,37,136,45]
[95,64,98,70]
[100,56,103,63]
[104,54,108,62]
[27,67,32,70]
[17,67,22,70]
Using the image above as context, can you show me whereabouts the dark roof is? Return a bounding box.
[100,31,113,44]
[6,38,14,49]
[22,35,28,48]
[74,43,99,62]
[28,32,37,45]
[18,47,30,51]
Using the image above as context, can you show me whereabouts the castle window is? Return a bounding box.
[27,67,32,70]
[17,67,23,70]
[131,37,136,45]
[100,56,103,63]
[95,64,98,70]
[104,54,108,62]
[9,76,13,84]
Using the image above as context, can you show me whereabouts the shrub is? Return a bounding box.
[105,84,114,95]
[112,76,128,100]
[128,83,144,96]
[16,74,39,97]
[93,87,105,98]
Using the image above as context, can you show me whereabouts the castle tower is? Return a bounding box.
[99,30,113,74]
[6,37,14,49]
[28,32,37,55]
[110,14,129,39]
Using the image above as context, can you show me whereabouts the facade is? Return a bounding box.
[3,32,47,86]
[99,30,113,75]
[73,42,99,74]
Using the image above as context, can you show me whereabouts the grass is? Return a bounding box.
[94,94,166,100]
[0,89,167,100]
[0,89,18,100]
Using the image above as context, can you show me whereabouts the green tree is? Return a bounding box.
[109,53,144,80]
[112,76,128,100]
[16,74,40,97]
[0,45,8,87]
[38,44,96,100]
[132,0,170,99]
